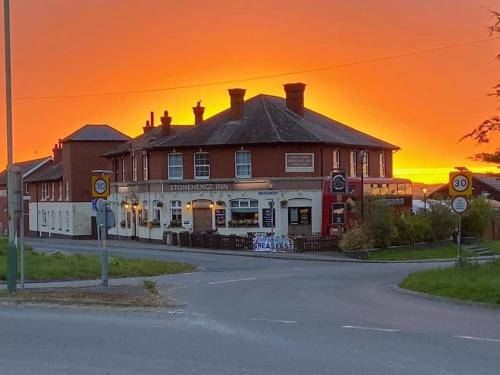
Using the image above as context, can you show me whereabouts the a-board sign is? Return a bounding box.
[449,171,472,197]
[451,196,468,214]
[262,208,276,228]
[215,209,226,227]
[92,175,110,198]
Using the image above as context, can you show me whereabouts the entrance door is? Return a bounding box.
[193,207,212,233]
[288,207,312,235]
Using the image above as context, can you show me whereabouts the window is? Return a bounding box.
[379,152,386,178]
[132,156,137,181]
[332,150,340,170]
[142,154,149,181]
[168,153,183,180]
[361,152,369,178]
[58,181,62,200]
[41,183,46,200]
[349,151,357,177]
[51,182,55,200]
[51,210,55,229]
[65,180,70,201]
[121,157,126,182]
[41,209,47,226]
[170,200,182,227]
[235,151,251,178]
[229,199,259,227]
[58,211,62,230]
[194,152,210,179]
[65,211,70,231]
[25,183,29,194]
[288,207,312,225]
[140,200,149,225]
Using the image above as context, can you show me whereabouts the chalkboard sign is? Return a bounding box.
[331,203,346,225]
[262,208,275,227]
[215,209,226,227]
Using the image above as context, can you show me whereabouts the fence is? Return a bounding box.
[172,232,338,252]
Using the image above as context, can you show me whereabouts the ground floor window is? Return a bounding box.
[288,207,312,225]
[58,211,62,230]
[170,200,182,227]
[65,211,70,231]
[229,199,259,227]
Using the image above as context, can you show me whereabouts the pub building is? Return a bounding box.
[105,83,399,241]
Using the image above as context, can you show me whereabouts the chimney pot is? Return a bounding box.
[228,88,246,121]
[143,119,153,134]
[52,143,62,163]
[160,110,172,137]
[193,100,205,125]
[284,82,306,117]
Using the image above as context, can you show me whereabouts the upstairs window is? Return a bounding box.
[51,182,55,200]
[379,152,386,178]
[58,181,63,200]
[194,152,210,180]
[168,153,183,180]
[132,156,137,182]
[349,151,357,177]
[65,180,70,201]
[142,154,149,181]
[361,152,369,178]
[121,157,126,182]
[235,151,251,178]
[332,150,340,170]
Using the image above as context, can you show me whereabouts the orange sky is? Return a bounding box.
[0,0,499,183]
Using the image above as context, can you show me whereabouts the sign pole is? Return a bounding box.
[101,202,109,287]
[457,213,462,267]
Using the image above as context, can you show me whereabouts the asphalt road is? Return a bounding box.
[1,239,499,375]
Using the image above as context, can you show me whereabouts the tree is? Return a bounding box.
[461,10,500,164]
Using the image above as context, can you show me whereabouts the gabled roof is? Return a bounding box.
[62,124,131,143]
[104,125,192,157]
[0,156,51,185]
[24,161,63,183]
[474,173,500,193]
[149,94,399,150]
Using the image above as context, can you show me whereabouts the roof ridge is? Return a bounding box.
[261,96,282,142]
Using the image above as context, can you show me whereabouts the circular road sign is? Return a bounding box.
[451,174,469,193]
[94,178,107,195]
[451,196,468,214]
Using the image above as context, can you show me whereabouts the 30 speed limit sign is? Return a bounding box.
[92,175,110,198]
[449,171,472,197]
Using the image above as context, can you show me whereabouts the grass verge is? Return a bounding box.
[366,245,471,261]
[400,260,500,305]
[0,238,195,281]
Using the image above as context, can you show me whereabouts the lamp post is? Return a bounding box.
[358,150,368,222]
[422,188,428,213]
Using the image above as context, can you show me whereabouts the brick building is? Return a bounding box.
[26,125,130,238]
[105,83,399,241]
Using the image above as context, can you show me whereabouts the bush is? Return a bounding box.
[461,198,493,238]
[426,203,456,241]
[392,215,413,246]
[364,199,396,249]
[392,213,434,246]
[339,226,369,251]
[410,214,434,243]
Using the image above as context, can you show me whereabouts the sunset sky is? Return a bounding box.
[0,0,499,183]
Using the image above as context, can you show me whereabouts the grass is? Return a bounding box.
[0,238,195,281]
[400,260,500,305]
[366,245,471,261]
[485,240,500,255]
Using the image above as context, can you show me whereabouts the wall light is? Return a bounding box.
[186,202,192,209]
[209,202,214,209]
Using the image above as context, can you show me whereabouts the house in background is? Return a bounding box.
[0,157,52,236]
[430,173,500,202]
[26,124,130,238]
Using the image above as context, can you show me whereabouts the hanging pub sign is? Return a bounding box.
[262,208,275,228]
[215,209,226,227]
[331,203,346,225]
[331,171,347,194]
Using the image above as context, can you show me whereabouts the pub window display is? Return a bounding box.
[229,199,259,227]
[170,200,182,227]
[288,207,312,225]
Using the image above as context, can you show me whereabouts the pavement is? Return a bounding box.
[0,238,499,374]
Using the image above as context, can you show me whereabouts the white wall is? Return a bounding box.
[29,201,92,237]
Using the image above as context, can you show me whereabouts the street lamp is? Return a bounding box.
[358,150,368,221]
[422,188,428,213]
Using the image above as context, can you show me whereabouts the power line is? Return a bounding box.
[12,36,500,101]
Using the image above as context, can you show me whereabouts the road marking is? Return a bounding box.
[341,325,400,332]
[208,277,256,285]
[454,335,500,343]
[249,318,297,324]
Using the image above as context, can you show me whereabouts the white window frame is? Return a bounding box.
[65,180,70,201]
[362,152,369,178]
[121,157,126,182]
[170,200,182,226]
[142,154,149,181]
[235,151,252,178]
[58,181,62,201]
[25,183,29,194]
[132,156,138,182]
[51,182,55,201]
[194,152,210,180]
[58,210,62,230]
[349,151,357,177]
[168,153,184,180]
[65,210,70,231]
[332,149,340,170]
[379,152,386,178]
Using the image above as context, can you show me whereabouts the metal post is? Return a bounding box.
[20,173,25,289]
[4,0,17,293]
[457,213,462,267]
[101,202,109,287]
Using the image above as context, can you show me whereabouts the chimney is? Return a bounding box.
[52,142,62,163]
[228,88,246,121]
[193,100,205,125]
[284,83,306,117]
[160,110,172,138]
[142,111,155,133]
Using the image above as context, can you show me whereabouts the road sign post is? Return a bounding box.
[449,171,472,267]
[92,174,112,286]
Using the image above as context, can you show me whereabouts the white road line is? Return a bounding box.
[454,335,500,343]
[341,325,400,332]
[249,319,297,324]
[208,277,256,285]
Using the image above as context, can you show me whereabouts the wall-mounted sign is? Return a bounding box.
[331,171,347,193]
[215,209,226,227]
[167,183,233,192]
[262,208,275,228]
[285,153,314,173]
[331,203,346,225]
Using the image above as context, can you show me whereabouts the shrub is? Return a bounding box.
[461,198,493,238]
[392,214,413,246]
[410,214,434,243]
[426,202,456,241]
[364,199,397,249]
[339,226,370,251]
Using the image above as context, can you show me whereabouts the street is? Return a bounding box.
[1,239,499,375]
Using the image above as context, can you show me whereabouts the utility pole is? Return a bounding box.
[4,0,17,293]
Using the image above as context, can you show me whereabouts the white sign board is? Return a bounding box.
[285,153,314,173]
[451,196,468,213]
[253,235,295,252]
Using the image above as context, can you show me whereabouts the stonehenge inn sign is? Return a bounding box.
[167,182,234,192]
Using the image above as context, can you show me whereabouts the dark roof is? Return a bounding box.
[0,156,51,185]
[150,94,399,150]
[430,173,500,199]
[104,125,192,156]
[24,162,63,182]
[475,173,500,192]
[62,124,131,142]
